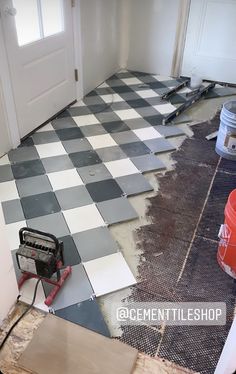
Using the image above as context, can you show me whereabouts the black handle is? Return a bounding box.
[19,227,60,251]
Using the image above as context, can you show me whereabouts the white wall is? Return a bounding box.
[79,0,121,95]
[0,205,18,325]
[0,79,11,157]
[126,0,181,76]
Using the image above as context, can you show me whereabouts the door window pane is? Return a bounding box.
[13,0,41,46]
[41,0,64,37]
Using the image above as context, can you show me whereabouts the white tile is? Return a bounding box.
[0,154,10,165]
[73,114,100,127]
[133,127,163,141]
[19,278,49,312]
[100,93,123,103]
[98,82,109,88]
[178,87,192,94]
[121,77,142,85]
[105,159,139,178]
[87,134,117,149]
[37,123,54,132]
[6,220,26,250]
[0,181,19,202]
[136,90,159,98]
[154,75,173,81]
[63,204,105,234]
[36,142,66,158]
[115,109,141,121]
[154,103,176,114]
[84,252,136,297]
[48,169,83,191]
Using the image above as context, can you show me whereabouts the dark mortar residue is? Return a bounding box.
[119,113,236,374]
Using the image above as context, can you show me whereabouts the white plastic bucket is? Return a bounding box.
[216,101,236,160]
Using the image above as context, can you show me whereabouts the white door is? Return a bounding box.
[0,0,76,138]
[182,0,236,84]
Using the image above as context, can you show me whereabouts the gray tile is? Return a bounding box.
[96,146,127,162]
[16,175,52,197]
[144,138,176,154]
[12,159,45,179]
[80,124,107,137]
[135,107,161,117]
[21,192,61,219]
[97,197,138,225]
[0,165,14,182]
[106,78,125,87]
[77,164,112,184]
[8,146,39,163]
[68,106,92,116]
[73,227,119,262]
[111,131,140,144]
[55,186,93,210]
[42,155,74,173]
[86,179,124,203]
[32,131,59,145]
[43,264,94,310]
[131,155,166,173]
[154,125,185,138]
[111,102,131,111]
[54,299,110,337]
[124,118,151,130]
[2,199,24,224]
[116,174,153,196]
[120,141,151,157]
[119,92,141,100]
[145,97,163,106]
[51,117,77,130]
[62,139,92,153]
[95,111,121,123]
[27,212,69,237]
[83,96,105,106]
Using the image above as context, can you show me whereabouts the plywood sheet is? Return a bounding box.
[18,314,138,374]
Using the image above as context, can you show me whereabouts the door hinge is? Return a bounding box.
[71,0,76,7]
[74,69,79,82]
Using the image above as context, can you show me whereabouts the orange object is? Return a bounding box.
[217,189,236,278]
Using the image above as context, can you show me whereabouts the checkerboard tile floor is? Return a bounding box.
[0,70,190,335]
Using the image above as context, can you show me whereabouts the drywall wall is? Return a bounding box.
[0,205,18,324]
[80,0,121,95]
[127,0,181,76]
[0,79,10,157]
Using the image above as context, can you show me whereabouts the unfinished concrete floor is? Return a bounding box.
[1,94,236,374]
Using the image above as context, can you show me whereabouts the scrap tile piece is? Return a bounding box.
[27,213,69,238]
[116,174,153,196]
[97,197,138,225]
[2,199,25,224]
[105,159,139,178]
[21,192,61,219]
[73,226,119,262]
[63,204,105,234]
[55,186,93,210]
[59,235,81,266]
[0,180,19,202]
[131,155,166,173]
[43,264,94,310]
[54,299,110,337]
[35,142,67,158]
[16,175,52,197]
[47,169,83,190]
[83,252,136,297]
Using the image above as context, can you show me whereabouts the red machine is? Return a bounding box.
[16,228,71,306]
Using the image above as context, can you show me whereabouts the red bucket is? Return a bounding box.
[217,189,236,278]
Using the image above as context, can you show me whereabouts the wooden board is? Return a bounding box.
[18,314,138,374]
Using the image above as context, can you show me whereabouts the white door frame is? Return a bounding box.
[0,0,83,150]
[171,0,191,77]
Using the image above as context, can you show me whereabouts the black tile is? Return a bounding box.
[169,94,187,105]
[18,137,34,148]
[148,81,166,89]
[51,116,77,130]
[102,121,129,133]
[86,90,98,97]
[126,99,151,108]
[69,150,102,168]
[11,159,45,179]
[111,85,133,93]
[59,235,81,266]
[86,179,124,202]
[55,127,84,141]
[56,109,71,118]
[21,192,61,219]
[54,299,110,337]
[120,142,151,157]
[68,106,92,116]
[87,104,113,114]
[145,115,164,126]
